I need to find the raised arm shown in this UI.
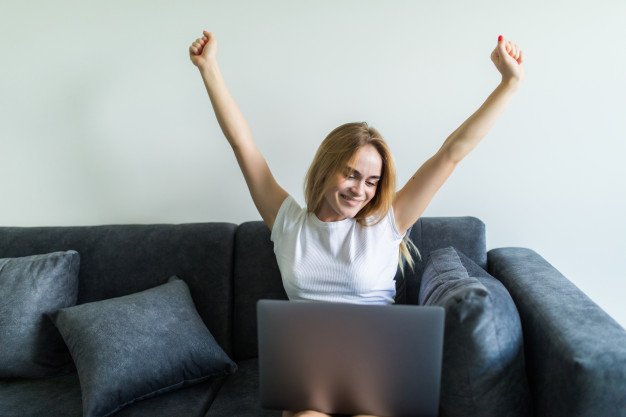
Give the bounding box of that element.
[189,31,288,230]
[393,35,525,235]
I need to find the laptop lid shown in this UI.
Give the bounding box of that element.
[257,299,444,417]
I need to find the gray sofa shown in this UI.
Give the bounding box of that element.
[1,216,625,417]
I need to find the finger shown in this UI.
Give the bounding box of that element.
[519,49,524,64]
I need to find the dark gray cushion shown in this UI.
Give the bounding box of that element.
[0,223,237,359]
[47,276,237,417]
[0,250,80,378]
[419,246,531,417]
[204,358,281,417]
[0,370,227,417]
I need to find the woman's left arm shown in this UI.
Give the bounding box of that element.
[393,36,525,235]
[442,35,525,162]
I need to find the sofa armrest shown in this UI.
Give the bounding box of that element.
[488,247,626,417]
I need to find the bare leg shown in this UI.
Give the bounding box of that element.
[282,411,333,417]
[283,412,380,417]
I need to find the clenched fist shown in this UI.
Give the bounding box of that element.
[491,35,525,83]
[189,30,218,69]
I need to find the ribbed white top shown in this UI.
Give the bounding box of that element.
[270,195,406,305]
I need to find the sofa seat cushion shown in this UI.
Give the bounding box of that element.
[0,371,227,417]
[204,358,281,417]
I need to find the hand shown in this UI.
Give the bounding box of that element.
[490,35,524,84]
[189,30,218,69]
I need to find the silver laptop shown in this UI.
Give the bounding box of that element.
[257,299,445,417]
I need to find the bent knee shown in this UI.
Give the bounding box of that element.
[283,411,332,417]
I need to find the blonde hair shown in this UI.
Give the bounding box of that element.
[303,121,422,276]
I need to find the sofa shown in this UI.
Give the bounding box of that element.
[1,216,625,417]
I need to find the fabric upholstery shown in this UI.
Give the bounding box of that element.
[400,216,487,305]
[232,216,487,360]
[488,247,626,417]
[204,359,358,417]
[2,221,624,417]
[48,276,237,417]
[232,221,289,361]
[419,246,531,417]
[0,250,80,378]
[0,371,227,417]
[0,223,235,357]
[0,372,83,416]
[204,358,281,417]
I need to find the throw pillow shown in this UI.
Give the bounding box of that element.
[419,246,531,417]
[0,250,80,378]
[47,276,237,417]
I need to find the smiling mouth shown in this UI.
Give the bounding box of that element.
[341,194,363,202]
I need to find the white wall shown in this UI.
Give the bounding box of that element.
[2,0,625,328]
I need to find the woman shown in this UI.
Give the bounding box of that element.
[189,30,524,417]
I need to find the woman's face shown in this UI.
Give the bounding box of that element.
[316,144,383,222]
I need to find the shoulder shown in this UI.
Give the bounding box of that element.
[360,207,405,240]
[390,202,408,239]
[270,194,304,242]
[280,194,303,216]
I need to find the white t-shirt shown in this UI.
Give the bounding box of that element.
[270,194,406,305]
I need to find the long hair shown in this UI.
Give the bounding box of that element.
[303,121,421,275]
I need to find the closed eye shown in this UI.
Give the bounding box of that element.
[348,174,377,187]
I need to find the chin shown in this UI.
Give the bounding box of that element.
[338,201,363,214]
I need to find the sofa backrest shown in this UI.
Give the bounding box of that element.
[0,223,237,358]
[0,216,487,363]
[232,216,487,361]
[398,216,488,304]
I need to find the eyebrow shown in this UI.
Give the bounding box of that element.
[346,166,381,180]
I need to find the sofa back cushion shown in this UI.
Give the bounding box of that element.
[0,223,236,357]
[397,216,487,305]
[232,221,288,361]
[232,216,487,361]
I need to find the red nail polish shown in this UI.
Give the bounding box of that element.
[498,35,503,42]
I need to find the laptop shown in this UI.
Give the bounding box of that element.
[257,299,445,417]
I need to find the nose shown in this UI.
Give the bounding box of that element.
[349,180,366,197]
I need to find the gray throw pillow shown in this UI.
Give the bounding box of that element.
[47,276,237,417]
[0,250,80,378]
[419,246,531,417]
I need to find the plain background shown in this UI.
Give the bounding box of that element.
[1,1,624,328]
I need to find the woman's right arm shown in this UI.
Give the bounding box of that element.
[189,31,288,231]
